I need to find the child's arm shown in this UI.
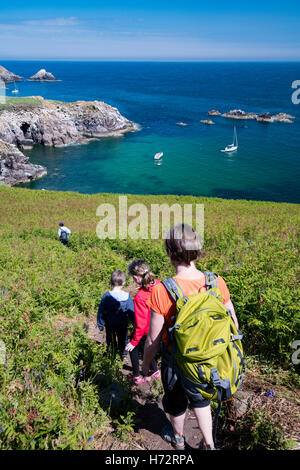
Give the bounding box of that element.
[97,294,107,330]
[126,296,135,324]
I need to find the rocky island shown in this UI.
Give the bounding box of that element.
[0,96,138,185]
[28,69,60,82]
[0,65,22,83]
[208,109,295,123]
[200,119,215,125]
[208,110,221,116]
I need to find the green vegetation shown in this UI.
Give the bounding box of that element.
[0,97,63,113]
[3,97,44,105]
[0,186,299,449]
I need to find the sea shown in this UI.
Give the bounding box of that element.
[2,61,300,203]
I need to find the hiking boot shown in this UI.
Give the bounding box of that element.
[162,424,185,451]
[199,440,216,450]
[133,376,145,385]
[150,370,161,381]
[128,375,145,385]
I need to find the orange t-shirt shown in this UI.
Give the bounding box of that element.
[146,273,230,346]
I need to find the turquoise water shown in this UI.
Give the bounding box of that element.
[3,61,300,202]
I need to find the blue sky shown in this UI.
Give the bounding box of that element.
[1,1,300,60]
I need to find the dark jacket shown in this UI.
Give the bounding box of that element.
[97,290,134,330]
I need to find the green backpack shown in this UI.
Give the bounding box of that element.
[161,272,244,407]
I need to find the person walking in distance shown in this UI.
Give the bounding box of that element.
[58,222,71,247]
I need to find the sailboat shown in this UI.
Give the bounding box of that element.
[154,152,163,160]
[12,81,19,94]
[221,127,238,152]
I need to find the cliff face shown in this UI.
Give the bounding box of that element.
[0,140,47,186]
[0,96,138,185]
[0,65,22,83]
[0,97,137,148]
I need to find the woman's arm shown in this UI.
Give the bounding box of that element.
[142,309,164,376]
[128,297,149,348]
[224,299,239,330]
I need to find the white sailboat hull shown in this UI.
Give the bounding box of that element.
[220,127,238,152]
[221,145,238,152]
[154,152,163,160]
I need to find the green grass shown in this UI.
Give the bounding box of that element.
[0,96,45,113]
[0,186,299,449]
[0,97,65,113]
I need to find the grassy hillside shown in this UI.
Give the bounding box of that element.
[0,186,299,449]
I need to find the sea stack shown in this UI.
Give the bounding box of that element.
[0,65,22,83]
[28,69,60,82]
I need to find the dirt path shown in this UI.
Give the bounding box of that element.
[85,317,300,451]
[87,318,211,450]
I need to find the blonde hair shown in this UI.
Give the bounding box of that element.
[128,259,155,289]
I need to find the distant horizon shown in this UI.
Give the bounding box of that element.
[2,58,300,63]
[1,1,300,61]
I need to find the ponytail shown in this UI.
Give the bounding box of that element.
[128,259,155,289]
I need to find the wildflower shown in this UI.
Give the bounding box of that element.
[0,425,5,433]
[42,364,48,370]
[87,436,95,443]
[266,390,275,397]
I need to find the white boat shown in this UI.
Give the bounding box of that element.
[221,127,238,152]
[12,81,19,94]
[154,152,163,160]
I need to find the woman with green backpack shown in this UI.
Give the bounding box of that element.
[142,223,240,450]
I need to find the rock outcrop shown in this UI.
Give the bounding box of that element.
[0,139,47,186]
[208,110,221,116]
[200,119,215,125]
[218,109,295,123]
[0,97,138,148]
[0,96,138,185]
[28,69,60,82]
[0,65,22,83]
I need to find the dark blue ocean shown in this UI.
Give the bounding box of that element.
[2,61,300,203]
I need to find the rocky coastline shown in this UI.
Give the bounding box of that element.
[0,96,138,186]
[0,140,47,186]
[0,65,22,83]
[208,109,295,123]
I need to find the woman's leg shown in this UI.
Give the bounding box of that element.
[150,357,158,373]
[168,412,186,440]
[192,405,214,448]
[129,343,140,377]
[161,361,187,445]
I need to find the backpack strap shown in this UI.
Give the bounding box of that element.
[203,271,218,290]
[161,277,188,303]
[160,278,188,386]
